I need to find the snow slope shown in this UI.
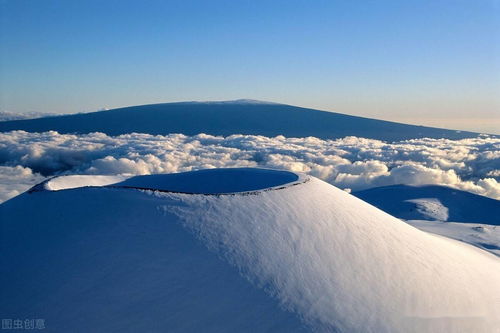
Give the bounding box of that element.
[352,184,500,257]
[0,100,484,141]
[406,220,500,257]
[354,184,500,225]
[1,168,499,332]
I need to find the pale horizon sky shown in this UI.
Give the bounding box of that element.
[1,0,499,134]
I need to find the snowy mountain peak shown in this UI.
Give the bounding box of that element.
[38,168,304,194]
[2,168,499,332]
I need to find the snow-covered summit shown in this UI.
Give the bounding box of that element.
[1,168,499,332]
[39,168,302,194]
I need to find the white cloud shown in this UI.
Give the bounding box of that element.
[0,165,45,203]
[0,130,499,202]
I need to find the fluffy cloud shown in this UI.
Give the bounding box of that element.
[0,130,499,202]
[0,165,45,203]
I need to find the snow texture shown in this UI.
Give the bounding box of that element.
[0,131,499,203]
[1,169,499,332]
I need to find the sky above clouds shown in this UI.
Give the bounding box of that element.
[0,130,498,203]
[0,0,499,133]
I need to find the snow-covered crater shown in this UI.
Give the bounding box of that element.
[40,168,304,194]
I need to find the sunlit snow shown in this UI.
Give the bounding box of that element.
[1,169,498,332]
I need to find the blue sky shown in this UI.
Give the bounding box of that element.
[1,0,499,133]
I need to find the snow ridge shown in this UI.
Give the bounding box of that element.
[160,174,500,332]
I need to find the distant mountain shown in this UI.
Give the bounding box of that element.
[0,100,484,141]
[353,184,500,225]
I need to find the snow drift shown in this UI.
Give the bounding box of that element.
[1,168,499,332]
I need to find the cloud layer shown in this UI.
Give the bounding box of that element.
[0,130,498,203]
[0,111,60,121]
